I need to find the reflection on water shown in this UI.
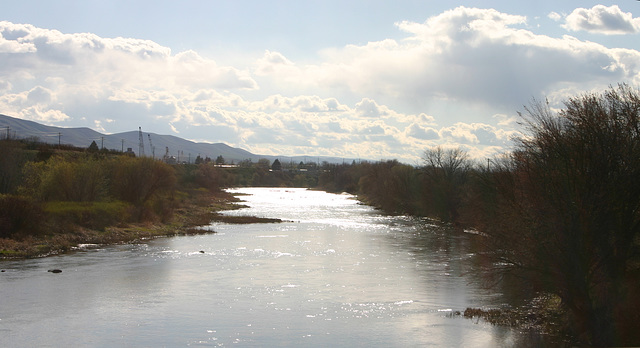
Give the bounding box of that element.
[0,187,555,347]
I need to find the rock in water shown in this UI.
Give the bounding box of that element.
[48,269,62,273]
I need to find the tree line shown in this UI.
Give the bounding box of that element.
[316,84,640,346]
[0,139,320,239]
[1,85,639,345]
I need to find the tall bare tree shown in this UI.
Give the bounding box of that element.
[485,84,640,346]
[421,146,471,222]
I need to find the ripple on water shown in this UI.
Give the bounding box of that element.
[0,187,559,347]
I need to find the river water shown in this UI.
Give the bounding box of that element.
[1,188,553,347]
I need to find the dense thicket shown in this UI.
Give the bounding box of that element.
[478,85,640,346]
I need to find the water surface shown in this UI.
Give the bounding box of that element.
[1,187,550,347]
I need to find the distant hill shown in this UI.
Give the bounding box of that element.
[0,114,353,164]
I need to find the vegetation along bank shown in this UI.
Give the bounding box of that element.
[1,84,639,346]
[316,84,640,347]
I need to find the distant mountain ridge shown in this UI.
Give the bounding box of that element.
[0,114,352,164]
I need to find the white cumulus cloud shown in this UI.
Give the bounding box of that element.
[1,5,639,163]
[563,5,640,35]
[253,6,639,118]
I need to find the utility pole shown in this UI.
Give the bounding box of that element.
[101,136,104,150]
[58,132,61,146]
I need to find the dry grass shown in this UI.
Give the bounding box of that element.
[0,189,280,259]
[458,294,565,337]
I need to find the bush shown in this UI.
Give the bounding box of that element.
[109,156,176,206]
[44,201,131,230]
[0,194,44,238]
[19,156,107,202]
[194,163,222,191]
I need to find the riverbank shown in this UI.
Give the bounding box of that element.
[0,189,281,259]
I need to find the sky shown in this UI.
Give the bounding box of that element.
[1,1,640,163]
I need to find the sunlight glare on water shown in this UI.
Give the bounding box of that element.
[0,187,553,347]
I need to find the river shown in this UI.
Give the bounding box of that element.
[0,187,555,347]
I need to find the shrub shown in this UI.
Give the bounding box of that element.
[194,163,222,191]
[19,156,107,202]
[109,156,176,206]
[0,194,44,238]
[44,201,131,230]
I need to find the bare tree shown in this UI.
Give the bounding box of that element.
[485,84,640,346]
[421,146,471,222]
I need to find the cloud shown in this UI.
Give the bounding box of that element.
[440,122,518,145]
[355,98,390,118]
[492,113,518,127]
[0,21,257,92]
[406,123,440,140]
[255,50,294,75]
[563,5,640,35]
[254,6,639,116]
[548,12,563,22]
[27,86,53,104]
[248,94,348,113]
[0,79,11,92]
[1,5,639,163]
[0,85,69,123]
[94,120,107,133]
